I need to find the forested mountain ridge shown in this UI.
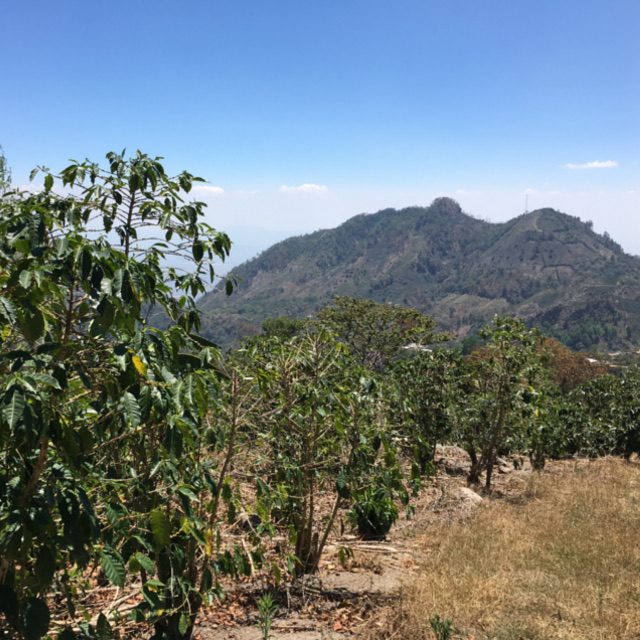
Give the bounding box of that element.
[199,197,640,351]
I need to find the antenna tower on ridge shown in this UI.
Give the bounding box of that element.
[525,194,529,213]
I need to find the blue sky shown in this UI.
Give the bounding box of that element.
[2,0,638,269]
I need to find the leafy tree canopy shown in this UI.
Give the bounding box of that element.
[260,315,308,340]
[313,295,447,369]
[463,314,544,488]
[541,337,608,393]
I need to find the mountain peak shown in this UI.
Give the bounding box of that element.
[199,200,640,352]
[430,196,463,214]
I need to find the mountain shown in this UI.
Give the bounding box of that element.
[198,198,640,352]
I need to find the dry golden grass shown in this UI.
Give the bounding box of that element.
[397,458,640,639]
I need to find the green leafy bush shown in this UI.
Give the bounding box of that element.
[350,487,399,540]
[0,152,247,639]
[462,315,544,489]
[242,330,411,574]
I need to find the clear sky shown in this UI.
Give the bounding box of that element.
[2,0,638,270]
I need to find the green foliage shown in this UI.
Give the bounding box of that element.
[568,370,640,459]
[459,332,485,355]
[429,613,453,640]
[256,592,278,640]
[350,487,398,540]
[0,145,11,196]
[545,306,622,352]
[314,295,445,369]
[391,349,464,474]
[0,151,241,639]
[463,315,544,489]
[242,329,410,575]
[3,151,639,637]
[261,315,307,339]
[516,384,566,470]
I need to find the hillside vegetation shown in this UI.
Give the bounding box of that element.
[2,150,639,640]
[199,198,640,351]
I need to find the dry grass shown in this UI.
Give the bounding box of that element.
[396,458,640,639]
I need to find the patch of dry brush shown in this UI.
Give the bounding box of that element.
[396,458,640,639]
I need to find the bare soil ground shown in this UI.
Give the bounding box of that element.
[193,446,535,640]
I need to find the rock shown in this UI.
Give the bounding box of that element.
[436,444,470,458]
[455,487,484,506]
[438,458,468,476]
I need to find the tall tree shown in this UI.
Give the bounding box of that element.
[314,295,445,369]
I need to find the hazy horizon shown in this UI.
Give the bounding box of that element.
[3,0,638,263]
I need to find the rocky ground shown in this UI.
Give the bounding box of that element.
[193,446,536,640]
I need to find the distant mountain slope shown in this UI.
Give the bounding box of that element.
[198,198,640,351]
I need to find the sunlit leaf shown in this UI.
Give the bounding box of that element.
[19,270,32,289]
[132,355,148,378]
[100,547,126,587]
[3,390,24,429]
[178,612,189,636]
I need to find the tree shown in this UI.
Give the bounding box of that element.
[0,152,246,639]
[245,329,409,574]
[510,338,609,470]
[569,370,640,460]
[542,337,607,394]
[463,315,544,489]
[260,315,307,340]
[391,349,465,475]
[313,296,445,369]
